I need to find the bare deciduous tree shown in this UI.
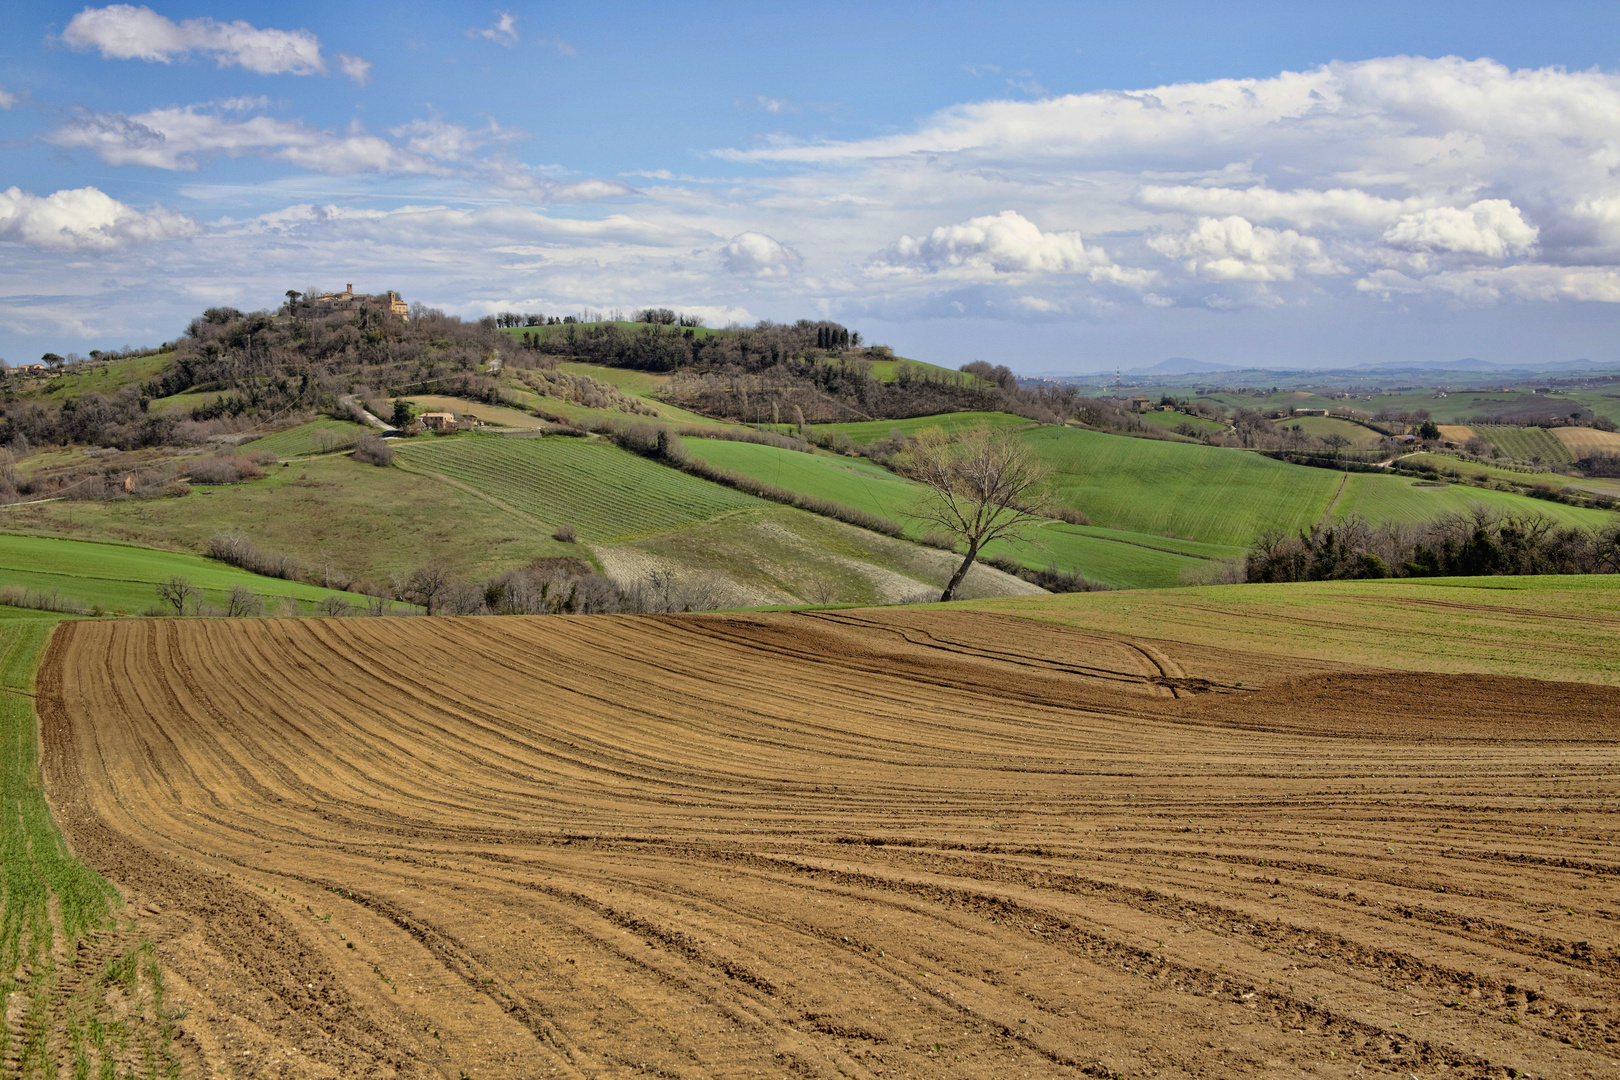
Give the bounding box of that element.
[316,595,352,617]
[899,427,1051,602]
[154,576,200,616]
[406,564,452,615]
[224,585,264,617]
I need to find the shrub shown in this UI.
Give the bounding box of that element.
[353,435,394,466]
[314,595,352,617]
[0,586,91,615]
[1023,567,1112,593]
[207,533,304,580]
[553,525,578,543]
[184,456,262,484]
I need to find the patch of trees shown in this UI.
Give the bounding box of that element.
[1243,509,1620,582]
[1577,453,1620,478]
[2,300,512,452]
[399,558,735,616]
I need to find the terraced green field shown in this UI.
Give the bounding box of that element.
[1335,472,1611,530]
[1472,425,1575,464]
[1022,426,1616,545]
[1397,452,1579,489]
[0,533,388,615]
[244,417,370,457]
[1022,426,1337,546]
[397,435,767,541]
[682,438,1228,588]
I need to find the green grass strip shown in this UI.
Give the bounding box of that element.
[0,618,180,1077]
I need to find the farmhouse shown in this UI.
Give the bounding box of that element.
[419,411,456,432]
[311,284,409,319]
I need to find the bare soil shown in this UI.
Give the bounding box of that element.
[35,609,1620,1079]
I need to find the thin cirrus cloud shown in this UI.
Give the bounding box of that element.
[61,4,368,83]
[0,186,197,251]
[469,12,519,46]
[45,103,630,201]
[48,104,447,174]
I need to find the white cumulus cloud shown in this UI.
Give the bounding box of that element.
[878,210,1146,286]
[0,86,16,110]
[1382,199,1538,259]
[722,232,802,277]
[0,186,197,251]
[61,5,339,77]
[1149,216,1338,282]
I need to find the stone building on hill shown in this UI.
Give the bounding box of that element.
[311,284,409,319]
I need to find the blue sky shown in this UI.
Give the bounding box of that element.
[5,2,1620,372]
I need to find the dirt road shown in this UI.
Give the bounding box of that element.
[37,610,1620,1078]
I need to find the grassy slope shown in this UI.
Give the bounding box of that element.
[5,452,577,583]
[681,438,1224,588]
[17,352,172,402]
[396,435,767,541]
[1025,425,1615,545]
[1023,426,1338,546]
[1336,471,1611,530]
[549,363,728,427]
[960,574,1620,686]
[148,389,223,415]
[1,617,181,1072]
[245,417,369,457]
[609,505,1037,606]
[558,362,670,396]
[1137,411,1225,436]
[813,412,1033,445]
[0,533,389,614]
[1278,415,1386,448]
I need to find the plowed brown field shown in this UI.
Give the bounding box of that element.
[35,611,1620,1079]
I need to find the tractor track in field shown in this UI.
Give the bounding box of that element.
[33,610,1620,1078]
